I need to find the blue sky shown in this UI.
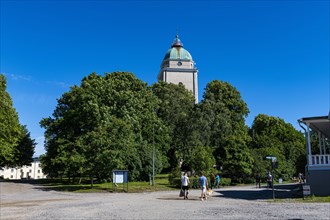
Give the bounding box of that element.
[1,0,329,157]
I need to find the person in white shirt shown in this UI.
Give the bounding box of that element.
[181,172,190,199]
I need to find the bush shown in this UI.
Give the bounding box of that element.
[189,176,199,189]
[220,178,231,187]
[168,167,181,187]
[184,146,216,174]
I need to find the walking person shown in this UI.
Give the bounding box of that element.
[267,172,273,188]
[256,173,261,188]
[198,172,208,201]
[215,174,221,188]
[298,173,304,183]
[181,172,190,199]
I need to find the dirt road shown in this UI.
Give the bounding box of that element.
[1,182,329,219]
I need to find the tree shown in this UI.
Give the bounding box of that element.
[0,74,22,167]
[183,145,216,174]
[151,82,196,170]
[249,114,306,180]
[12,125,36,167]
[41,72,170,183]
[199,80,253,182]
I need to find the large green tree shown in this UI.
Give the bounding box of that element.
[199,80,253,182]
[12,125,36,167]
[249,114,306,180]
[151,82,196,170]
[0,74,35,168]
[0,74,22,167]
[40,72,170,182]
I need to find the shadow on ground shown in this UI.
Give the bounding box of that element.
[213,183,303,200]
[1,179,108,192]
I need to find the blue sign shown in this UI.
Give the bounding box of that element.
[113,170,128,183]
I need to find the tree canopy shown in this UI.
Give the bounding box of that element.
[249,114,306,180]
[198,80,253,182]
[151,81,196,170]
[0,74,35,168]
[39,72,307,184]
[12,125,36,167]
[40,72,170,182]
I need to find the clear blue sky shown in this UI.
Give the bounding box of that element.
[1,0,329,157]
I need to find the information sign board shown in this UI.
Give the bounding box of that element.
[112,169,129,191]
[303,185,311,196]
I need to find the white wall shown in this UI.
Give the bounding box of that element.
[0,160,47,179]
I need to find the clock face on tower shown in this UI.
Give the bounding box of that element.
[177,61,182,66]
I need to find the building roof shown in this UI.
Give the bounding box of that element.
[299,114,330,138]
[163,35,193,61]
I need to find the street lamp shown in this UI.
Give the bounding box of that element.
[152,109,160,187]
[152,125,155,186]
[266,156,277,200]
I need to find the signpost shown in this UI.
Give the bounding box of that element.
[266,156,277,200]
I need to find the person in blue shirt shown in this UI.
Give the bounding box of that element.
[215,174,221,188]
[198,172,208,200]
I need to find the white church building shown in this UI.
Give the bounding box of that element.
[158,35,198,103]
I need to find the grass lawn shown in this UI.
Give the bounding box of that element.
[26,174,176,193]
[277,195,330,203]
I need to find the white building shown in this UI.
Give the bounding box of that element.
[298,113,330,196]
[0,158,47,180]
[158,35,198,103]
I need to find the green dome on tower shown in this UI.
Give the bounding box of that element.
[163,35,193,61]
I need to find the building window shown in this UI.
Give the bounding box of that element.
[38,170,40,173]
[38,164,41,167]
[29,169,32,173]
[10,175,13,178]
[11,169,14,172]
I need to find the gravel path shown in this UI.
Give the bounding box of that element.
[1,182,329,220]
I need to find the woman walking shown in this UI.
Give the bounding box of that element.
[181,172,190,199]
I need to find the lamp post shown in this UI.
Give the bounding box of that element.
[152,125,155,186]
[152,109,159,187]
[266,156,277,200]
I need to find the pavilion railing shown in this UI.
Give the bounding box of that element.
[309,155,330,166]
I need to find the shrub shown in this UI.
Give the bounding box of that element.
[168,167,181,187]
[220,178,231,187]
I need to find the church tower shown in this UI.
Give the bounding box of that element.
[158,35,198,103]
